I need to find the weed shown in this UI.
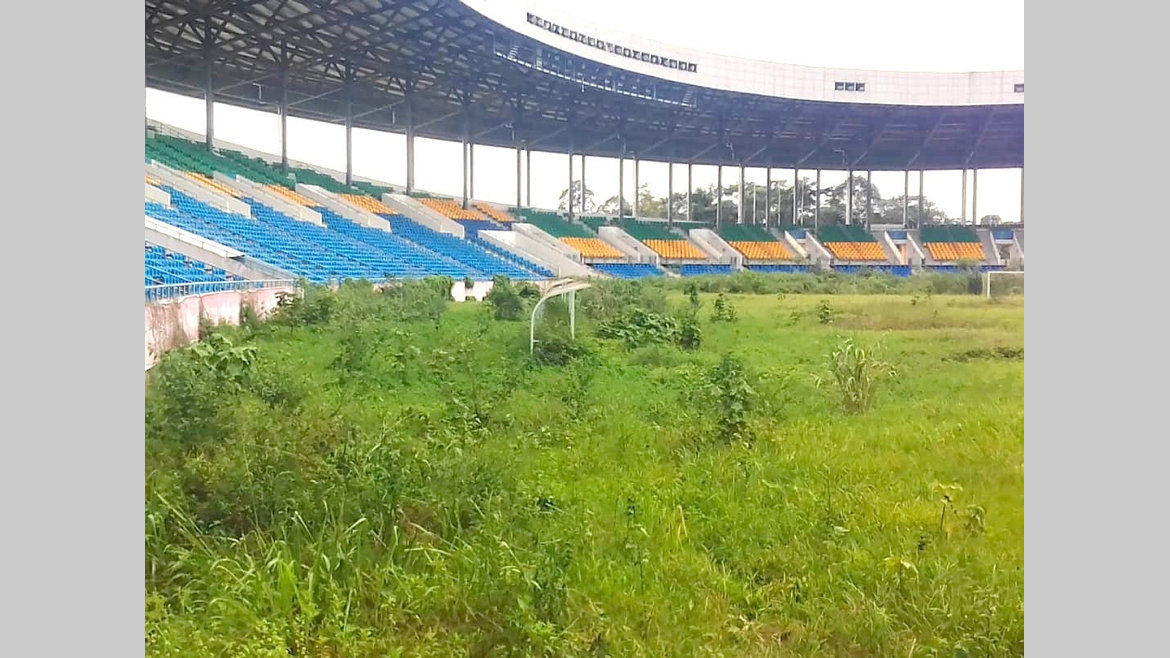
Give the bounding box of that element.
[818,337,898,413]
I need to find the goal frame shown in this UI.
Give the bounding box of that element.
[984,270,1024,298]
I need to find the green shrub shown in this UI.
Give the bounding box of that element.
[710,293,738,323]
[485,275,526,320]
[819,337,898,414]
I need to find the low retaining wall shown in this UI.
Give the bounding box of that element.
[144,286,294,370]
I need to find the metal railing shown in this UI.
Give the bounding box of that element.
[145,279,299,303]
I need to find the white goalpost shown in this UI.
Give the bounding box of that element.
[984,270,1025,298]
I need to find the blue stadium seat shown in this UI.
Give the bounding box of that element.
[679,264,733,276]
[592,263,665,279]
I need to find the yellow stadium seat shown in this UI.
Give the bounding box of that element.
[475,203,516,223]
[560,237,624,259]
[643,239,707,260]
[265,185,319,207]
[339,193,396,215]
[184,172,239,197]
[729,241,795,261]
[418,198,487,220]
[824,242,887,261]
[925,243,985,261]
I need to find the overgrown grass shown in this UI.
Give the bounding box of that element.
[146,281,1024,657]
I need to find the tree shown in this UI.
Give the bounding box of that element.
[557,180,596,213]
[598,194,631,217]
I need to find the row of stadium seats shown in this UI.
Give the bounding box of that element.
[145,242,236,288]
[474,203,516,223]
[680,264,734,276]
[591,263,665,279]
[925,243,986,261]
[419,197,485,220]
[729,241,796,261]
[559,237,624,259]
[380,214,536,279]
[822,242,887,261]
[642,239,708,260]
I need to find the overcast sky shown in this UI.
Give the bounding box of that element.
[145,0,1024,222]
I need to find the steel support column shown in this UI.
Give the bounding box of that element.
[461,138,469,209]
[516,145,522,209]
[765,168,772,228]
[345,97,353,188]
[687,163,693,221]
[667,161,674,227]
[865,170,872,229]
[279,68,288,171]
[618,153,625,217]
[633,155,640,217]
[903,171,909,228]
[567,149,574,219]
[469,143,475,200]
[846,169,854,226]
[918,169,925,227]
[814,169,821,230]
[405,105,415,194]
[961,168,968,224]
[793,168,799,226]
[204,57,214,149]
[738,165,745,225]
[580,153,586,213]
[1020,167,1024,225]
[972,169,979,225]
[716,166,723,227]
[526,146,532,207]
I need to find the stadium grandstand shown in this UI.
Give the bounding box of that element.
[145,0,1024,299]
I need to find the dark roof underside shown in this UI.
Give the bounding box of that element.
[146,0,1024,170]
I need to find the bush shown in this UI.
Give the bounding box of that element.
[820,337,898,414]
[701,354,756,443]
[596,308,680,350]
[710,293,738,323]
[485,275,526,320]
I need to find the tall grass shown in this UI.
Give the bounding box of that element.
[146,283,1023,656]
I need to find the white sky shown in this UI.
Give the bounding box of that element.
[145,0,1024,222]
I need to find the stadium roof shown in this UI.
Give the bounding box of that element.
[145,0,1024,171]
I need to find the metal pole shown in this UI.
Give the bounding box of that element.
[716,165,723,227]
[687,162,693,221]
[567,149,574,219]
[1019,167,1024,225]
[846,169,853,225]
[345,97,353,188]
[569,289,576,339]
[738,165,745,225]
[516,145,522,209]
[526,146,532,207]
[961,168,968,224]
[633,155,640,217]
[865,170,872,229]
[972,169,979,225]
[581,153,586,213]
[903,170,909,228]
[918,169,925,227]
[279,67,288,171]
[765,168,772,228]
[469,143,475,200]
[618,153,625,217]
[814,169,821,230]
[461,138,469,209]
[204,57,214,150]
[405,104,415,194]
[667,161,674,227]
[793,168,799,227]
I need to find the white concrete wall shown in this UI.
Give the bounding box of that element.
[463,0,1024,107]
[482,228,595,277]
[215,173,323,226]
[688,229,742,267]
[147,162,253,217]
[145,183,171,206]
[598,226,659,265]
[146,215,243,259]
[296,184,390,231]
[382,194,466,238]
[977,229,1002,266]
[794,231,833,268]
[878,231,905,265]
[145,286,293,370]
